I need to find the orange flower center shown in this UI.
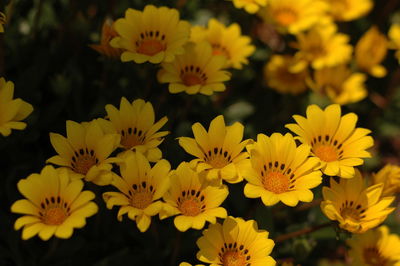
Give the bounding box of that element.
[204,147,232,169]
[71,148,98,175]
[120,127,145,149]
[212,43,230,58]
[179,198,202,216]
[222,251,247,266]
[131,191,153,209]
[263,171,289,194]
[182,73,203,86]
[341,207,360,222]
[274,7,298,26]
[363,247,388,266]
[313,145,338,162]
[137,39,165,56]
[43,207,67,225]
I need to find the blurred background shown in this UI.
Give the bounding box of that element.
[0,0,399,265]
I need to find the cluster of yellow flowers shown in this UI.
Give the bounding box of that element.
[90,5,255,96]
[7,3,400,266]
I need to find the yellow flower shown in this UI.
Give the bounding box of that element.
[388,24,400,63]
[243,133,322,207]
[103,151,171,232]
[99,97,168,162]
[372,164,400,197]
[231,0,268,14]
[10,166,98,240]
[89,19,123,58]
[293,21,353,69]
[47,120,120,186]
[178,115,249,184]
[160,162,228,232]
[191,18,255,69]
[307,65,367,105]
[355,26,388,78]
[321,170,395,234]
[324,0,373,21]
[0,78,33,136]
[286,104,373,178]
[0,12,6,33]
[157,42,231,95]
[110,5,191,64]
[196,216,276,265]
[259,0,328,34]
[263,54,309,95]
[346,225,400,265]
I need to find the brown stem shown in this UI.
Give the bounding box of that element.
[274,222,332,243]
[295,198,322,212]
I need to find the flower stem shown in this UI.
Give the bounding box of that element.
[274,222,332,243]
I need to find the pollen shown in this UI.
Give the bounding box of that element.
[182,73,203,86]
[43,207,67,225]
[179,198,202,216]
[131,191,153,209]
[263,171,289,194]
[274,7,298,26]
[222,250,247,266]
[313,144,339,162]
[120,127,145,149]
[341,207,360,222]
[71,149,98,175]
[137,39,165,56]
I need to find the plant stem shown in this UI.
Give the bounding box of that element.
[274,222,332,243]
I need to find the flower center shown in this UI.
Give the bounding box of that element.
[222,251,247,266]
[341,207,360,222]
[120,127,145,149]
[182,73,203,86]
[263,171,289,194]
[43,207,67,225]
[274,7,298,26]
[313,144,338,162]
[363,247,388,266]
[136,39,165,56]
[212,43,230,58]
[204,147,232,169]
[71,148,98,175]
[131,191,153,209]
[179,198,202,216]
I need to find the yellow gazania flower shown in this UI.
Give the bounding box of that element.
[307,65,367,105]
[110,5,191,64]
[0,78,33,137]
[103,151,171,232]
[388,24,400,63]
[263,54,309,95]
[346,225,400,265]
[160,162,228,232]
[196,216,276,265]
[293,21,353,69]
[191,18,255,69]
[231,0,268,14]
[258,0,328,34]
[243,133,322,207]
[321,170,395,234]
[324,0,373,21]
[47,120,120,186]
[0,12,6,33]
[355,26,388,78]
[178,115,249,185]
[157,42,231,95]
[10,165,98,240]
[286,104,373,178]
[99,97,168,162]
[89,19,123,59]
[372,164,400,197]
